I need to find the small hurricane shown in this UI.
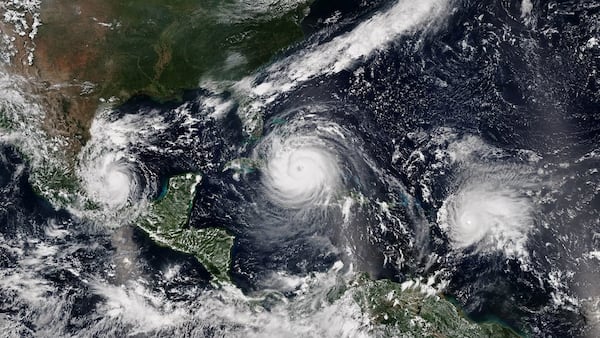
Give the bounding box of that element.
[403,130,540,261]
[431,135,540,260]
[79,152,140,210]
[438,174,535,258]
[76,108,167,222]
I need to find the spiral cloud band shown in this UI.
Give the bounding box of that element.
[253,109,368,212]
[262,135,342,209]
[438,174,535,258]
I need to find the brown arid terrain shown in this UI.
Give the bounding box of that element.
[1,0,310,162]
[2,1,117,159]
[33,1,116,154]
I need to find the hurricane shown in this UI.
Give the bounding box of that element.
[80,152,139,209]
[438,173,535,258]
[228,106,400,282]
[261,136,341,208]
[74,108,168,223]
[254,110,365,212]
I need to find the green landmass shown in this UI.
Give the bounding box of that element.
[138,173,234,282]
[349,275,520,337]
[38,0,313,102]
